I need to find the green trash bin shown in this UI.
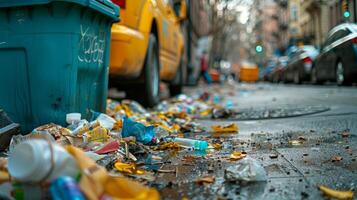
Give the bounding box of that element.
[0,0,119,133]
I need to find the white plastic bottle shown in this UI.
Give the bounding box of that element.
[8,139,79,182]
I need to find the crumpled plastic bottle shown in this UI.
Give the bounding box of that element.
[121,117,156,144]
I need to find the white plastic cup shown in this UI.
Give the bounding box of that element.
[66,113,81,124]
[8,139,79,182]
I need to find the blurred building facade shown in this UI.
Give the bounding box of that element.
[250,0,279,63]
[286,0,357,48]
[182,0,211,84]
[275,0,289,54]
[288,0,302,39]
[300,0,330,46]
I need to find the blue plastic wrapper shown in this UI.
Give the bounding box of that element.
[90,111,101,121]
[50,176,85,200]
[122,117,155,144]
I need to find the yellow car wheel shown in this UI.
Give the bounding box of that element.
[127,34,160,107]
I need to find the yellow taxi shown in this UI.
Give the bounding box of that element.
[239,62,259,82]
[109,0,186,106]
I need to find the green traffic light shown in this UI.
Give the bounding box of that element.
[344,11,350,18]
[256,45,263,53]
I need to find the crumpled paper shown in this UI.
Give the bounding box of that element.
[225,157,267,182]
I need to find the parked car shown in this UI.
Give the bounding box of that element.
[261,58,278,82]
[313,23,357,85]
[284,45,319,84]
[271,56,289,83]
[109,0,186,106]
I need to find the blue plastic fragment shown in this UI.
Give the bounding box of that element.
[122,117,155,144]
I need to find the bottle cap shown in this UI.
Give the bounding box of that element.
[197,141,208,150]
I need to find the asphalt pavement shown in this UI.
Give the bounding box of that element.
[157,82,357,200]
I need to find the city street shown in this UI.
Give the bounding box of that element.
[154,82,357,200]
[2,0,357,199]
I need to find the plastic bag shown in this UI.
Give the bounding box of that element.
[121,117,155,144]
[225,157,267,182]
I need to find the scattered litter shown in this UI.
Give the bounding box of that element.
[156,142,181,150]
[331,156,343,162]
[151,155,162,161]
[121,117,156,144]
[0,89,341,199]
[0,158,9,184]
[229,151,247,161]
[182,155,201,162]
[269,154,278,159]
[196,176,215,185]
[318,185,354,200]
[94,140,120,154]
[289,140,302,146]
[298,136,307,141]
[211,143,222,149]
[50,176,86,200]
[157,169,176,173]
[92,112,117,131]
[211,123,239,133]
[225,157,267,182]
[8,138,79,182]
[212,108,235,119]
[114,162,145,174]
[173,137,208,150]
[341,131,350,138]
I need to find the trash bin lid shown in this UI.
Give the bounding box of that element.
[0,0,119,22]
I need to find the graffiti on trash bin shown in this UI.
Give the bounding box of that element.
[78,25,106,65]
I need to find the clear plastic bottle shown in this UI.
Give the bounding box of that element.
[173,138,208,150]
[8,139,79,183]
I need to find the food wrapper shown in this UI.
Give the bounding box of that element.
[228,151,247,161]
[94,140,120,154]
[32,123,71,139]
[66,146,159,200]
[199,109,212,117]
[84,126,110,143]
[195,176,215,185]
[210,143,222,149]
[114,162,145,175]
[211,123,239,133]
